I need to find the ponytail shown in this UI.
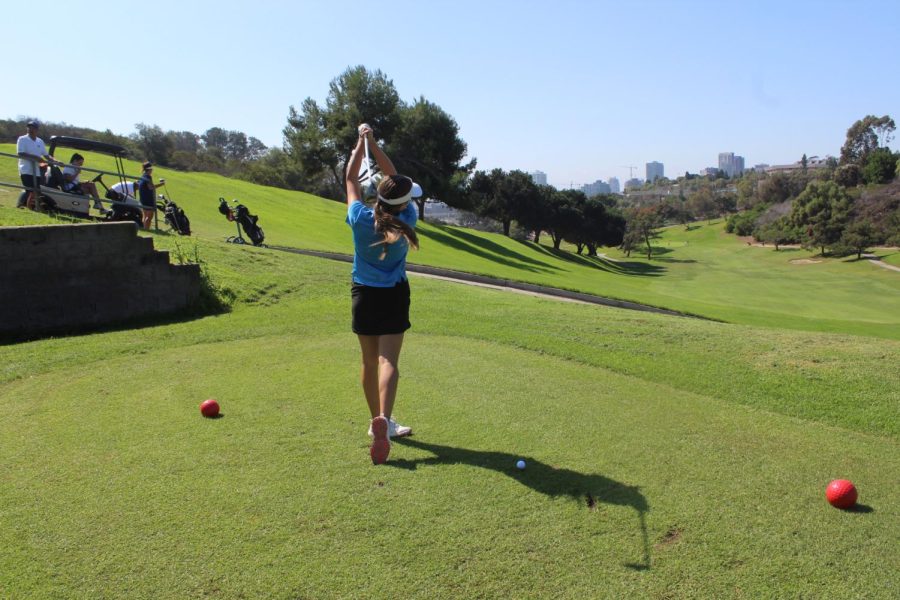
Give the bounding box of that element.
[371,201,419,260]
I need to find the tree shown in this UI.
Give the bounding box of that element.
[169,131,201,154]
[132,123,173,165]
[790,181,854,255]
[840,220,876,259]
[546,189,582,250]
[714,192,737,218]
[756,218,796,251]
[853,180,900,245]
[687,186,716,222]
[225,131,249,161]
[801,153,808,174]
[509,180,550,243]
[834,164,862,187]
[284,66,404,199]
[563,196,624,256]
[386,97,473,220]
[202,127,230,151]
[247,137,268,161]
[284,98,339,195]
[736,172,760,210]
[622,206,663,259]
[468,169,540,237]
[862,147,898,185]
[840,115,895,166]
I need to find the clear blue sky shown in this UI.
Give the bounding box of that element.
[4,0,898,188]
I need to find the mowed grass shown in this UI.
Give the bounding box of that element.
[2,144,899,339]
[1,232,898,598]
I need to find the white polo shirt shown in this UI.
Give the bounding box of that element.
[63,165,81,184]
[111,181,140,205]
[17,134,47,176]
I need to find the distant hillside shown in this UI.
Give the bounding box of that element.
[1,143,899,338]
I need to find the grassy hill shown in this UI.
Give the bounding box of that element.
[2,142,898,339]
[0,223,897,597]
[2,134,899,597]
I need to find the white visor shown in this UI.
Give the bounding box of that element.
[377,179,423,205]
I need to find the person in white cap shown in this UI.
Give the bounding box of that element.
[16,120,57,209]
[344,123,422,465]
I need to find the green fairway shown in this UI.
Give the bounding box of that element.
[1,232,898,598]
[3,144,898,339]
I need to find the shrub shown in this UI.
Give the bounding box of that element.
[862,148,899,185]
[834,164,862,187]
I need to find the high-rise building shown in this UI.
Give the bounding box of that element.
[718,152,735,177]
[530,170,547,185]
[624,178,644,190]
[608,177,621,194]
[717,153,746,178]
[581,180,611,197]
[646,161,664,182]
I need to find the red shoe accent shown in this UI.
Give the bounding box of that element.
[370,416,390,465]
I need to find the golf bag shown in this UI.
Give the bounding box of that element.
[219,197,265,246]
[157,196,191,235]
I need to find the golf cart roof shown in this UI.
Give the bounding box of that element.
[49,136,128,157]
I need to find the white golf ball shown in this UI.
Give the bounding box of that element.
[516,460,526,470]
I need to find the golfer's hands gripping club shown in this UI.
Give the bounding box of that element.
[358,123,374,141]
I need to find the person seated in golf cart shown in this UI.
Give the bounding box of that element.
[62,153,104,211]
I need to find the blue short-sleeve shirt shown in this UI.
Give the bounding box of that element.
[346,200,417,287]
[138,173,154,208]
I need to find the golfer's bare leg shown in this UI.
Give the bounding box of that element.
[357,335,380,418]
[83,181,100,200]
[377,333,404,419]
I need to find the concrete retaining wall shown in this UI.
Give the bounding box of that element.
[0,222,201,339]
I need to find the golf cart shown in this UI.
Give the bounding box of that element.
[33,136,136,220]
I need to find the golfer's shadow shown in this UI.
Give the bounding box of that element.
[391,437,651,570]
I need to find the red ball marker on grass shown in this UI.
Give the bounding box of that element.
[825,479,857,509]
[200,398,220,418]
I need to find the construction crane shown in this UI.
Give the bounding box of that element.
[620,165,638,179]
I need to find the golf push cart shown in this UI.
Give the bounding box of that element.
[218,197,265,246]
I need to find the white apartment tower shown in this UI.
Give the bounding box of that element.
[530,171,548,185]
[718,152,745,178]
[646,161,664,182]
[608,177,621,194]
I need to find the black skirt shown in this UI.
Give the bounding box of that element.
[351,280,411,335]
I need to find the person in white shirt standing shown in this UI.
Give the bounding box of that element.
[16,120,57,209]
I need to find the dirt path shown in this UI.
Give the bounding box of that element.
[271,245,704,319]
[863,256,900,273]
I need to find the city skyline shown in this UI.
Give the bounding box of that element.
[2,1,897,187]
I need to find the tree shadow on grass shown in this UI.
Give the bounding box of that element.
[525,242,666,277]
[439,226,557,270]
[390,437,651,570]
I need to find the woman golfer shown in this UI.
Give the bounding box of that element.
[345,124,419,465]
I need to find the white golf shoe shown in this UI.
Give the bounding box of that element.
[368,417,412,438]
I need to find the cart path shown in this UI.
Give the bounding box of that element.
[270,246,709,320]
[863,255,900,273]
